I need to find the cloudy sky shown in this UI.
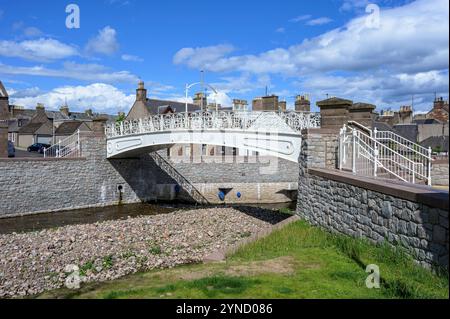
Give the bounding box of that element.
[0,0,448,114]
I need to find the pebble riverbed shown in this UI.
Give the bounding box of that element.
[0,207,288,298]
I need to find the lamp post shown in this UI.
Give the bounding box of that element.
[184,82,219,115]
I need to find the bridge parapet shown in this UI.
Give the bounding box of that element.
[105,111,320,139]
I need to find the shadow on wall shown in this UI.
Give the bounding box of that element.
[108,153,197,203]
[276,189,298,201]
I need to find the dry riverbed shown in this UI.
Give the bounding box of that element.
[0,206,289,298]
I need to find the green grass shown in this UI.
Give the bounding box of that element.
[37,220,449,299]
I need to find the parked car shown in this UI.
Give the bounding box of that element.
[8,141,15,158]
[27,143,50,153]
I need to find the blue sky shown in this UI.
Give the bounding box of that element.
[0,0,448,114]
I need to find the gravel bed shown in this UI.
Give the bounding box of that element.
[0,207,286,298]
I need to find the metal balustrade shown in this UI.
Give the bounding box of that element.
[339,124,432,186]
[44,130,81,158]
[105,111,321,138]
[149,152,209,204]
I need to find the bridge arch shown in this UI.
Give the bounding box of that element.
[105,111,320,163]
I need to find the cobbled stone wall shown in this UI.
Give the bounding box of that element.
[297,128,449,269]
[0,134,174,217]
[0,133,299,217]
[432,161,449,186]
[159,153,299,184]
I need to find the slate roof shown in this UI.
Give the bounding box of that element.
[414,119,442,125]
[8,118,30,132]
[421,136,449,152]
[373,121,396,133]
[54,121,84,135]
[393,124,418,143]
[373,121,419,143]
[316,97,353,106]
[18,122,45,134]
[145,98,201,114]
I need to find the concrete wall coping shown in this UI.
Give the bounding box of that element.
[300,128,340,135]
[0,157,87,163]
[308,168,449,211]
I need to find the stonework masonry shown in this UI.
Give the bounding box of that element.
[0,132,299,218]
[297,128,449,269]
[432,160,449,186]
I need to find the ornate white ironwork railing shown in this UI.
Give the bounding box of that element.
[44,130,81,158]
[105,111,321,139]
[339,125,432,186]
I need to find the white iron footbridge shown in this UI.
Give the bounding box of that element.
[105,111,321,162]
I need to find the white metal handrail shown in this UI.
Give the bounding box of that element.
[339,125,432,185]
[105,111,321,139]
[375,129,431,158]
[44,130,81,158]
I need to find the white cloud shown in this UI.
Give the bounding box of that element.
[8,86,43,98]
[174,0,448,76]
[85,26,119,56]
[208,91,232,107]
[275,27,285,33]
[306,17,333,26]
[9,83,135,113]
[173,44,236,71]
[289,15,312,23]
[121,54,144,62]
[0,38,78,62]
[340,0,372,12]
[298,70,448,112]
[23,27,43,38]
[0,61,139,83]
[173,0,449,112]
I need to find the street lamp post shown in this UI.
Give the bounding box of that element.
[184,82,219,115]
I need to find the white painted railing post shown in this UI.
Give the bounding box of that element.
[352,128,357,174]
[373,127,378,177]
[428,147,432,186]
[339,127,343,170]
[139,119,143,133]
[77,129,80,156]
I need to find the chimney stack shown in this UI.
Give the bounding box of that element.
[295,95,311,112]
[136,81,147,102]
[85,109,94,117]
[60,105,70,117]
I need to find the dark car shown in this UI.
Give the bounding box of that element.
[8,141,15,158]
[27,143,50,153]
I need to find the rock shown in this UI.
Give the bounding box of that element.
[0,207,279,298]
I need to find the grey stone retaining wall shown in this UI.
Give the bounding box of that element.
[158,153,299,184]
[0,134,299,217]
[297,128,449,269]
[432,161,449,186]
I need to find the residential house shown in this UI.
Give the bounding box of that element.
[126,81,200,119]
[427,97,449,123]
[54,121,92,143]
[17,104,54,147]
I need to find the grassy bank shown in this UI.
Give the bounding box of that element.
[38,218,448,299]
